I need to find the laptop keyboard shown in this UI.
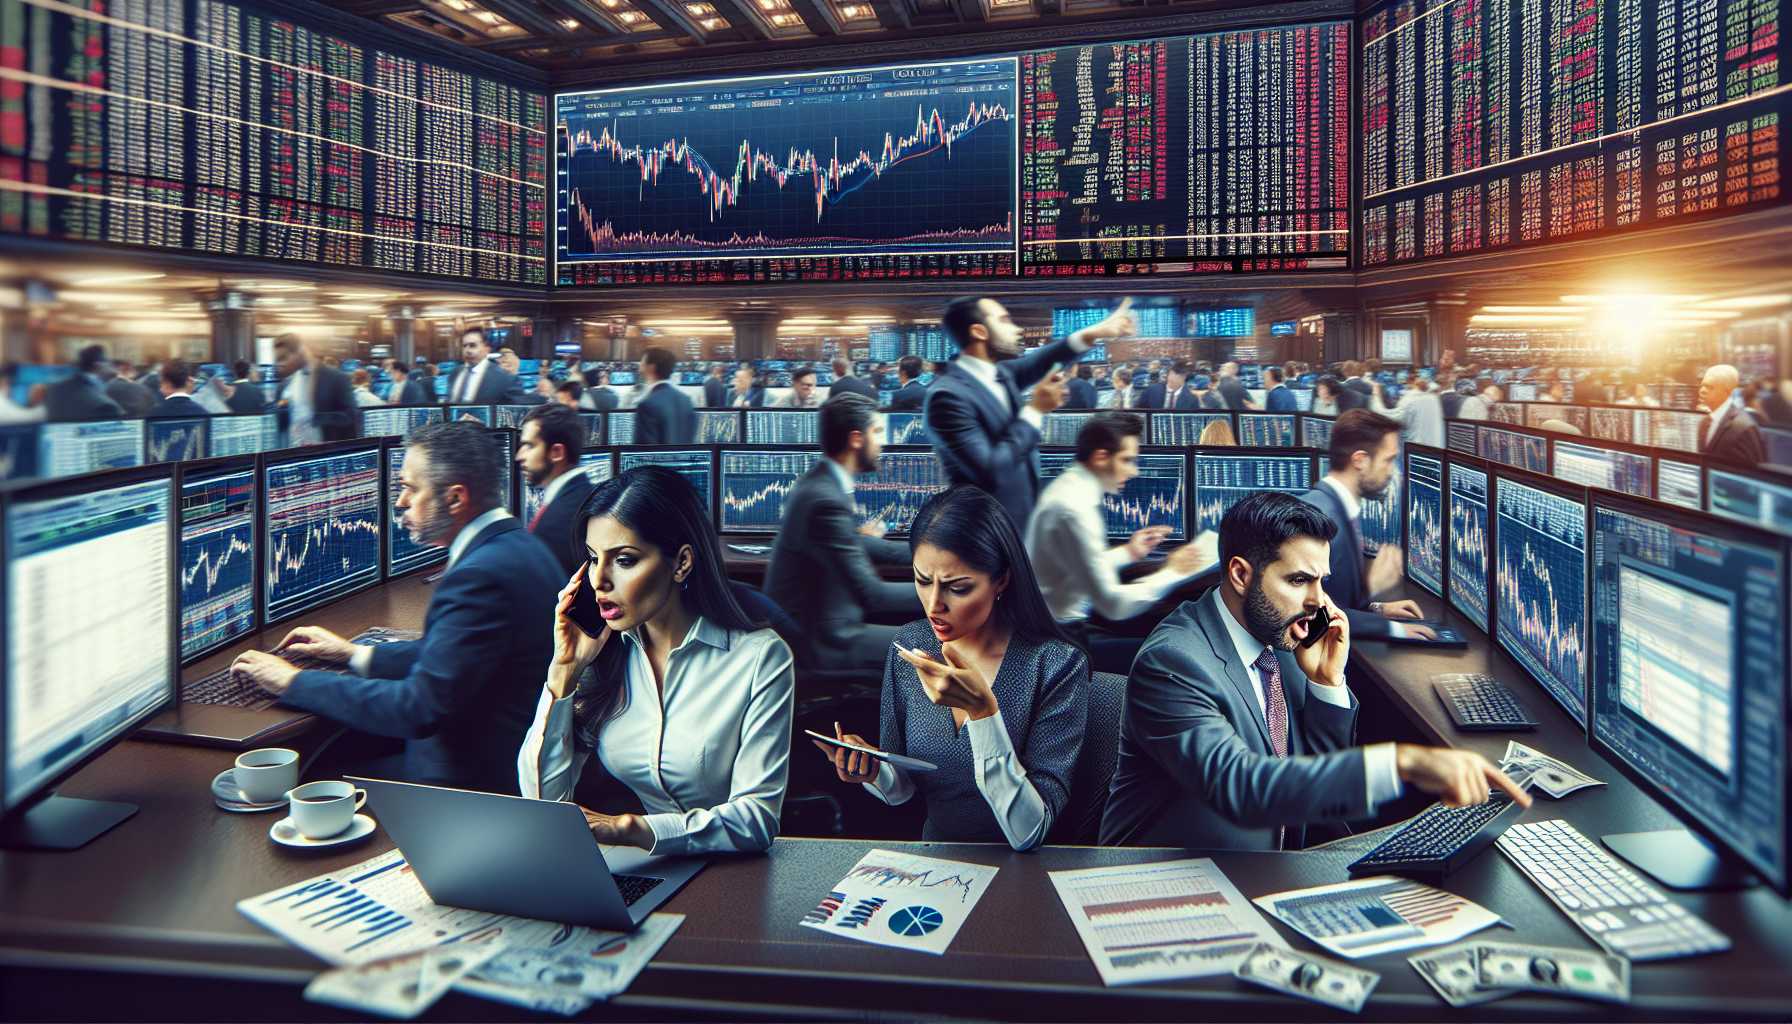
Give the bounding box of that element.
[615,873,664,907]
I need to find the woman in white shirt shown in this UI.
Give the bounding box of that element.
[518,465,794,855]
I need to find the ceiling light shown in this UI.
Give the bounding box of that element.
[59,290,165,304]
[69,271,165,287]
[701,16,725,27]
[1468,314,1584,325]
[325,303,384,313]
[1698,294,1792,310]
[560,17,580,29]
[1479,305,1587,314]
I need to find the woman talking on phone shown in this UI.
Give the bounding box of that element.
[815,485,1090,851]
[518,465,794,854]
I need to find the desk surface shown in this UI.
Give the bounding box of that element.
[4,579,1791,1021]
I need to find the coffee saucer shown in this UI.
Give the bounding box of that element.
[270,813,376,849]
[212,768,287,813]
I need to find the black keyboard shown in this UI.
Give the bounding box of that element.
[614,873,664,907]
[183,629,419,709]
[1432,673,1538,731]
[1348,791,1528,877]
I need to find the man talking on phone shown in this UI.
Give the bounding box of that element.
[1100,492,1528,850]
[925,296,1137,531]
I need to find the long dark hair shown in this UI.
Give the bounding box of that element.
[908,485,1071,646]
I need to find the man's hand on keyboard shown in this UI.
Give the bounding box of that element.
[230,650,299,696]
[1396,745,1534,809]
[275,625,357,665]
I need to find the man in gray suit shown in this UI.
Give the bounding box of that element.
[1101,492,1527,850]
[764,392,920,671]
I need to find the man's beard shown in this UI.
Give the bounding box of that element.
[1360,473,1393,502]
[523,461,552,488]
[1243,576,1307,651]
[404,494,456,547]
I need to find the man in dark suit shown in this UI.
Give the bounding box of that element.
[272,334,356,443]
[1297,409,1436,640]
[147,360,209,418]
[635,346,696,444]
[45,346,125,422]
[925,297,1135,531]
[765,393,919,671]
[1101,491,1527,849]
[827,357,877,401]
[1263,367,1298,412]
[1700,364,1767,466]
[886,355,926,411]
[1064,364,1099,409]
[1341,361,1374,403]
[582,369,620,411]
[105,359,158,417]
[385,361,428,407]
[445,328,525,405]
[1216,362,1257,410]
[223,360,269,414]
[518,403,594,578]
[725,364,766,408]
[702,364,728,407]
[231,422,563,794]
[1138,361,1199,410]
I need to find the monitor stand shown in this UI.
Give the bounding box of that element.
[1603,829,1758,891]
[0,793,138,851]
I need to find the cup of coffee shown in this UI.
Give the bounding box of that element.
[284,780,367,840]
[233,747,299,803]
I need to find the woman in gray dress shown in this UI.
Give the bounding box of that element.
[813,485,1089,851]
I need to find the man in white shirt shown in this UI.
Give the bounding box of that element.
[1371,376,1446,448]
[1101,366,1136,408]
[1027,412,1218,671]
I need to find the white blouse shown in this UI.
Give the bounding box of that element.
[518,616,794,855]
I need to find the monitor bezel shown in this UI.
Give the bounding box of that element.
[1653,451,1711,511]
[693,408,745,446]
[356,404,444,441]
[379,438,450,582]
[1475,421,1554,473]
[1488,463,1592,727]
[1298,411,1337,451]
[173,454,264,666]
[204,411,281,459]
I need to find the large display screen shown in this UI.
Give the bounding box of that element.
[0,0,547,285]
[1359,0,1790,266]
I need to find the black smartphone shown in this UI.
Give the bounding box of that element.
[1299,605,1332,649]
[567,569,608,637]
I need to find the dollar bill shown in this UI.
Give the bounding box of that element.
[463,912,683,1011]
[1409,941,1512,1007]
[1474,942,1631,1004]
[1501,741,1604,799]
[305,941,502,1019]
[1232,942,1379,1013]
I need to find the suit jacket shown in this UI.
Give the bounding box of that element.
[1138,383,1199,410]
[148,394,209,418]
[445,362,524,405]
[226,381,268,414]
[924,338,1078,531]
[1297,484,1394,639]
[105,377,158,417]
[724,386,766,409]
[1704,405,1767,467]
[1218,377,1252,410]
[1199,390,1227,411]
[1264,386,1297,412]
[45,375,124,422]
[1099,591,1365,850]
[887,382,925,411]
[635,381,697,445]
[1345,377,1374,399]
[1064,377,1098,409]
[829,375,878,400]
[584,386,620,412]
[529,471,595,579]
[277,364,357,442]
[388,378,428,407]
[763,463,919,669]
[703,376,728,407]
[282,518,564,794]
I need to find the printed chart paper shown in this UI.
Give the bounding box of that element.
[799,848,997,955]
[1254,875,1503,960]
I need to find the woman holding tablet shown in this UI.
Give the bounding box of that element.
[814,485,1090,851]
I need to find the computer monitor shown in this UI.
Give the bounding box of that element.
[1151,413,1232,447]
[1,424,40,482]
[1587,407,1643,444]
[1508,382,1539,402]
[144,417,208,464]
[261,442,384,624]
[1404,447,1444,598]
[1359,475,1402,554]
[746,410,819,445]
[384,443,449,579]
[1040,412,1097,447]
[1290,388,1314,412]
[1192,452,1313,533]
[490,428,518,516]
[448,404,493,426]
[578,412,605,447]
[1762,424,1792,466]
[1525,403,1588,433]
[1656,457,1704,511]
[38,420,144,478]
[609,370,638,387]
[207,413,280,458]
[696,410,740,444]
[1707,466,1792,537]
[522,450,616,526]
[359,406,443,439]
[618,449,714,521]
[1477,425,1549,473]
[854,448,949,537]
[3,466,176,847]
[1447,459,1491,633]
[1646,409,1707,453]
[1494,470,1589,724]
[1038,450,1187,540]
[1300,415,1334,452]
[1488,402,1526,425]
[1588,494,1790,895]
[177,461,258,663]
[718,448,823,533]
[1237,413,1295,448]
[1551,439,1652,498]
[493,405,537,430]
[606,410,635,444]
[884,411,930,446]
[1445,421,1478,458]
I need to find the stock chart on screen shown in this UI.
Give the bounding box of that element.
[884,412,930,445]
[1496,477,1588,724]
[747,411,821,445]
[1150,413,1232,446]
[1551,440,1652,497]
[1039,452,1187,539]
[854,451,949,536]
[263,447,383,622]
[385,446,449,577]
[178,467,256,661]
[1193,453,1311,532]
[1406,451,1443,596]
[1478,427,1548,473]
[146,418,208,464]
[1448,462,1490,631]
[719,450,823,532]
[619,450,713,519]
[1237,414,1295,448]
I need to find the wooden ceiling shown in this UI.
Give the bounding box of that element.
[311,0,1304,78]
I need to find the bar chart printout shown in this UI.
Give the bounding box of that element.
[1047,858,1282,985]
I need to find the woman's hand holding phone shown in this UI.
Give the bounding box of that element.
[549,567,610,699]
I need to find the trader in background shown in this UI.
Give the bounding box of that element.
[764,393,920,672]
[1262,367,1299,412]
[44,345,124,422]
[1138,361,1198,410]
[703,364,728,408]
[634,346,696,444]
[828,357,877,400]
[926,297,1136,530]
[224,360,270,413]
[106,358,159,417]
[518,403,594,578]
[776,366,823,408]
[273,334,355,444]
[886,355,926,411]
[148,360,209,418]
[1700,363,1767,466]
[726,364,766,408]
[1064,365,1099,409]
[446,328,524,405]
[230,423,563,793]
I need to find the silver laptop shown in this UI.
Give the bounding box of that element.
[350,776,704,930]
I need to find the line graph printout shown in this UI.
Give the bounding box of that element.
[556,59,1016,285]
[799,849,997,955]
[1047,858,1282,985]
[1254,875,1502,960]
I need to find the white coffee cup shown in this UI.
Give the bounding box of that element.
[233,747,299,803]
[285,780,367,840]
